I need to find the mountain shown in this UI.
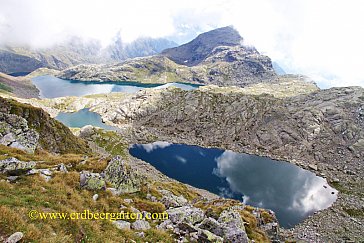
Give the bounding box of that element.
[58,26,277,87]
[0,36,177,75]
[161,26,243,66]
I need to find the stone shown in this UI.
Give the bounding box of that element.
[80,171,106,190]
[123,198,133,204]
[308,164,318,171]
[218,209,249,243]
[104,155,146,193]
[6,176,19,183]
[198,217,224,237]
[0,157,36,175]
[5,232,23,243]
[159,190,188,208]
[106,187,121,196]
[131,220,151,231]
[156,219,174,230]
[113,220,131,230]
[55,163,68,173]
[166,206,205,225]
[93,194,99,201]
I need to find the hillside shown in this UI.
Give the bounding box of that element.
[0,72,39,98]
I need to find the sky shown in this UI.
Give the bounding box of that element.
[0,0,363,88]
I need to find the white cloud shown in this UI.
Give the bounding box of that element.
[139,141,171,153]
[0,0,363,87]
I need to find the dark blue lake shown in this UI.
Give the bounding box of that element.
[32,75,198,98]
[55,108,118,130]
[129,142,337,228]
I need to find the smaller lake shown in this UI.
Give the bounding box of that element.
[55,108,118,131]
[32,75,198,98]
[129,142,338,228]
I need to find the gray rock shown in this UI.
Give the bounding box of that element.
[218,209,248,243]
[166,206,205,225]
[135,232,145,238]
[39,169,52,182]
[5,232,23,243]
[55,163,68,173]
[159,189,188,208]
[6,176,19,183]
[198,217,224,237]
[104,155,146,194]
[113,220,131,230]
[123,198,133,204]
[0,113,39,153]
[157,219,174,230]
[0,157,36,174]
[93,194,99,201]
[131,220,151,231]
[106,187,121,196]
[80,171,106,190]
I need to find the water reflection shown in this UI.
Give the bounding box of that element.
[129,142,337,228]
[214,151,337,227]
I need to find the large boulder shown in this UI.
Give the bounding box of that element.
[103,155,146,194]
[0,113,39,153]
[80,171,106,190]
[217,209,249,243]
[159,189,188,208]
[166,206,205,225]
[0,157,36,175]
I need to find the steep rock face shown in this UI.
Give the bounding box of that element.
[0,97,89,154]
[0,72,39,98]
[161,26,242,66]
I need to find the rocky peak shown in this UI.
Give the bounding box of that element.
[161,26,244,66]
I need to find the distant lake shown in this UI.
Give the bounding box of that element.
[55,108,118,131]
[129,142,338,228]
[32,75,198,98]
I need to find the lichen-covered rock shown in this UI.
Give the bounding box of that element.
[166,206,205,225]
[5,232,23,243]
[113,220,131,230]
[217,209,248,243]
[0,113,39,153]
[131,220,151,231]
[103,155,145,193]
[0,157,36,175]
[80,171,106,190]
[159,189,188,208]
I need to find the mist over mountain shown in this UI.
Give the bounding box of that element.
[0,35,177,74]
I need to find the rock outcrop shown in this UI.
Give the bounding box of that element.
[0,97,89,153]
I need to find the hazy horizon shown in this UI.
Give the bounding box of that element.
[0,0,363,88]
